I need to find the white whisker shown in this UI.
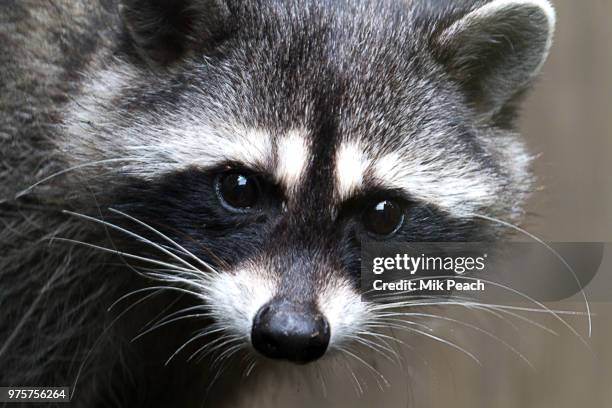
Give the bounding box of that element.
[108,208,220,275]
[471,213,592,337]
[16,158,140,198]
[63,210,202,274]
[51,237,197,275]
[165,327,226,365]
[380,312,534,369]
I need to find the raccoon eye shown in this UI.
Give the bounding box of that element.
[216,172,260,211]
[363,200,404,236]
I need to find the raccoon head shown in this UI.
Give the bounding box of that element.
[61,0,555,364]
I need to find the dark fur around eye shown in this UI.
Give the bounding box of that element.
[107,167,280,268]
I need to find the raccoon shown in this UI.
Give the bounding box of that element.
[0,0,554,406]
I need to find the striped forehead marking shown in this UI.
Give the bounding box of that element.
[333,141,499,217]
[334,141,370,201]
[371,151,499,217]
[274,129,310,191]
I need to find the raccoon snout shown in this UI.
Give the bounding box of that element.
[251,299,330,364]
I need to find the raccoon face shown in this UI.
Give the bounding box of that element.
[61,0,554,364]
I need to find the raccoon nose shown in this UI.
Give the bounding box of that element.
[251,299,330,364]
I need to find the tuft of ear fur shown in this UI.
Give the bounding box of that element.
[119,0,231,65]
[435,0,556,116]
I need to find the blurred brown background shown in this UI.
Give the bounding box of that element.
[524,0,612,242]
[479,0,612,405]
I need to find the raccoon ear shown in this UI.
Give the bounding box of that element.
[434,0,555,116]
[119,0,231,65]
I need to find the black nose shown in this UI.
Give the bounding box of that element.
[251,299,330,364]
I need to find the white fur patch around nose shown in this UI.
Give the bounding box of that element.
[205,267,277,340]
[318,278,371,349]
